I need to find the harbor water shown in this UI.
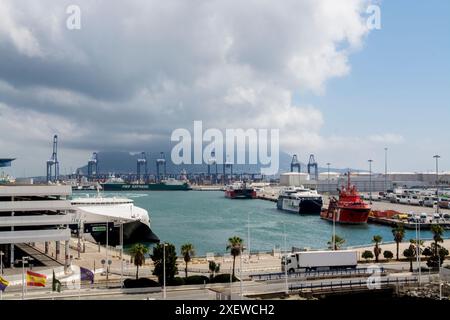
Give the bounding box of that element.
[80,191,447,256]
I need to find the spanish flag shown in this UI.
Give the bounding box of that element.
[0,276,9,292]
[26,270,47,287]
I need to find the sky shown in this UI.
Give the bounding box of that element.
[0,0,449,177]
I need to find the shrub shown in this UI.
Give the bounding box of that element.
[167,277,185,286]
[362,250,374,261]
[123,278,160,288]
[184,275,209,285]
[210,274,238,284]
[383,250,394,260]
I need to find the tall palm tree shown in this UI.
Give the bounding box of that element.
[226,236,244,278]
[430,224,444,256]
[403,243,416,272]
[372,235,383,262]
[129,243,148,279]
[181,243,195,278]
[392,225,405,261]
[328,235,345,250]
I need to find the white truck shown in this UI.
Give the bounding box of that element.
[281,250,358,273]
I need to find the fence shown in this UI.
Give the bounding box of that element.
[250,267,385,281]
[289,276,418,292]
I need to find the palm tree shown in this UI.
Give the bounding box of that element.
[392,225,405,261]
[180,243,195,278]
[403,243,416,272]
[430,224,444,256]
[208,261,220,278]
[372,235,383,263]
[328,235,345,250]
[129,243,148,280]
[226,236,244,278]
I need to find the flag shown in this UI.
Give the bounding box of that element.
[80,267,94,284]
[0,276,9,292]
[26,270,47,287]
[52,270,62,292]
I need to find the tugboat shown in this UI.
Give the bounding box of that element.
[320,173,371,224]
[225,181,257,199]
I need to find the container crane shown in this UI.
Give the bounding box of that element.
[87,152,98,181]
[307,154,319,181]
[46,135,59,183]
[156,152,166,182]
[137,152,148,182]
[290,154,301,172]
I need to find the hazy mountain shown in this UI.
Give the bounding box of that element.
[76,151,358,176]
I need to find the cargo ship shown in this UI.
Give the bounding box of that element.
[225,181,257,199]
[320,173,371,224]
[100,177,192,191]
[277,186,323,214]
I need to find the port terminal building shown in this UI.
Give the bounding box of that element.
[279,171,450,193]
[0,182,75,272]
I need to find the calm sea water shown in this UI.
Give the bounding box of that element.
[79,191,447,256]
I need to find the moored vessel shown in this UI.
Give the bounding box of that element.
[71,196,160,245]
[100,177,192,191]
[320,173,371,224]
[277,186,323,214]
[224,181,256,199]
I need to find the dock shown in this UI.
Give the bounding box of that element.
[368,216,450,230]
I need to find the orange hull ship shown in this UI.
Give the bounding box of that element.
[321,173,371,224]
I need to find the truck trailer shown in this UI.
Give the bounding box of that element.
[281,250,358,273]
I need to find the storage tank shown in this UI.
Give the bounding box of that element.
[280,172,310,186]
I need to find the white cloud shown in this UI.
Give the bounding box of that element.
[369,133,405,144]
[0,0,374,175]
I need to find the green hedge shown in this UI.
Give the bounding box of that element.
[184,275,210,285]
[167,277,185,286]
[123,278,160,288]
[210,274,238,283]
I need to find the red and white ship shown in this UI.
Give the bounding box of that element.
[224,181,257,199]
[320,173,371,224]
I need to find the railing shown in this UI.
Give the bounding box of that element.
[289,276,418,292]
[250,267,385,281]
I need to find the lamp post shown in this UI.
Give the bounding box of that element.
[326,163,331,194]
[247,212,251,259]
[0,251,4,275]
[415,219,421,287]
[16,256,33,300]
[433,155,441,214]
[283,222,288,295]
[163,242,167,300]
[384,148,388,192]
[368,160,373,204]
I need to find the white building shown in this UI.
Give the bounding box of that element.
[0,185,75,271]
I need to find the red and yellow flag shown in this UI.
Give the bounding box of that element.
[26,270,47,287]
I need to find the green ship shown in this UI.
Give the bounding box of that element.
[101,177,192,191]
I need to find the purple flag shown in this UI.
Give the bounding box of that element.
[80,267,94,284]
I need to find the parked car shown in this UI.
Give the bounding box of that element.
[408,195,423,206]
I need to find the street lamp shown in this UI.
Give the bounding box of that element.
[247,212,251,259]
[368,160,373,203]
[0,251,4,275]
[163,242,167,300]
[384,148,388,192]
[15,256,33,300]
[433,155,441,214]
[283,222,288,295]
[326,163,331,194]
